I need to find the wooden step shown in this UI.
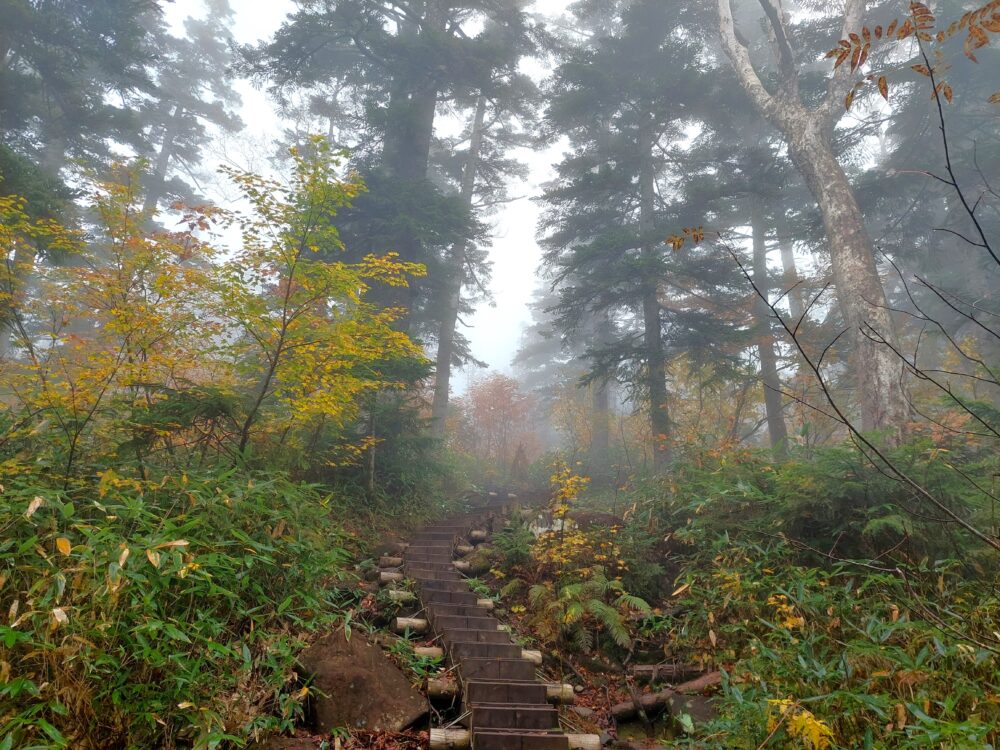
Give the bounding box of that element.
[472,730,569,750]
[459,658,537,682]
[470,704,559,730]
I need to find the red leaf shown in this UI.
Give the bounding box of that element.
[878,75,889,100]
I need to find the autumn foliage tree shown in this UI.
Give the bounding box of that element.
[0,138,425,480]
[449,372,540,480]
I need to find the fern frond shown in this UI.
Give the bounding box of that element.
[528,583,551,607]
[616,592,651,614]
[500,578,525,599]
[564,601,585,624]
[588,599,632,648]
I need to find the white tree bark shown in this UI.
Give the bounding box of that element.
[716,0,909,439]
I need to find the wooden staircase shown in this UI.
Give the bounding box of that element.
[387,494,599,750]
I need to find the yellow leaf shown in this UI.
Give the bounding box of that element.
[156,540,190,549]
[56,537,72,555]
[672,582,690,597]
[146,549,161,568]
[51,607,68,628]
[708,629,717,647]
[25,496,44,519]
[119,547,130,567]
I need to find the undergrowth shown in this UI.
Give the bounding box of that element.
[0,468,359,750]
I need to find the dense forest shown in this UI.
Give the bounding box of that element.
[1,0,998,748]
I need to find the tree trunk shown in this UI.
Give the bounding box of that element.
[589,311,612,478]
[639,120,671,469]
[431,95,487,439]
[716,0,910,442]
[0,240,35,359]
[783,117,909,438]
[376,2,444,331]
[143,105,183,215]
[777,215,804,321]
[591,377,611,458]
[750,196,789,458]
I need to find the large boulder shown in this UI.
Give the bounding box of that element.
[299,630,428,733]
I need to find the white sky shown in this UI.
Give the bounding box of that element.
[166,0,570,384]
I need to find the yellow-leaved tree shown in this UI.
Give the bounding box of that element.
[218,137,426,463]
[0,137,425,479]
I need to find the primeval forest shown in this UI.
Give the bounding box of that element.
[1,0,999,748]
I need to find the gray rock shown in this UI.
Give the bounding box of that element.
[299,629,428,732]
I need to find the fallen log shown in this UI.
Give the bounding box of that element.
[631,662,706,684]
[610,671,721,721]
[429,729,598,750]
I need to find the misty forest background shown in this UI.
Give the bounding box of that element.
[1,0,999,748]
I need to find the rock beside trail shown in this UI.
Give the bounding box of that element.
[299,630,428,733]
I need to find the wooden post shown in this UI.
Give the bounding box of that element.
[455,544,475,556]
[386,589,415,603]
[393,617,428,634]
[566,734,601,750]
[469,529,488,542]
[414,646,444,658]
[427,678,458,698]
[546,683,576,705]
[379,555,403,568]
[477,598,494,610]
[521,649,542,665]
[379,571,405,585]
[429,728,469,749]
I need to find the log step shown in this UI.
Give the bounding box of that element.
[472,731,569,750]
[465,680,548,706]
[434,615,503,631]
[471,704,559,730]
[424,590,482,606]
[449,642,524,661]
[459,658,537,682]
[440,629,513,645]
